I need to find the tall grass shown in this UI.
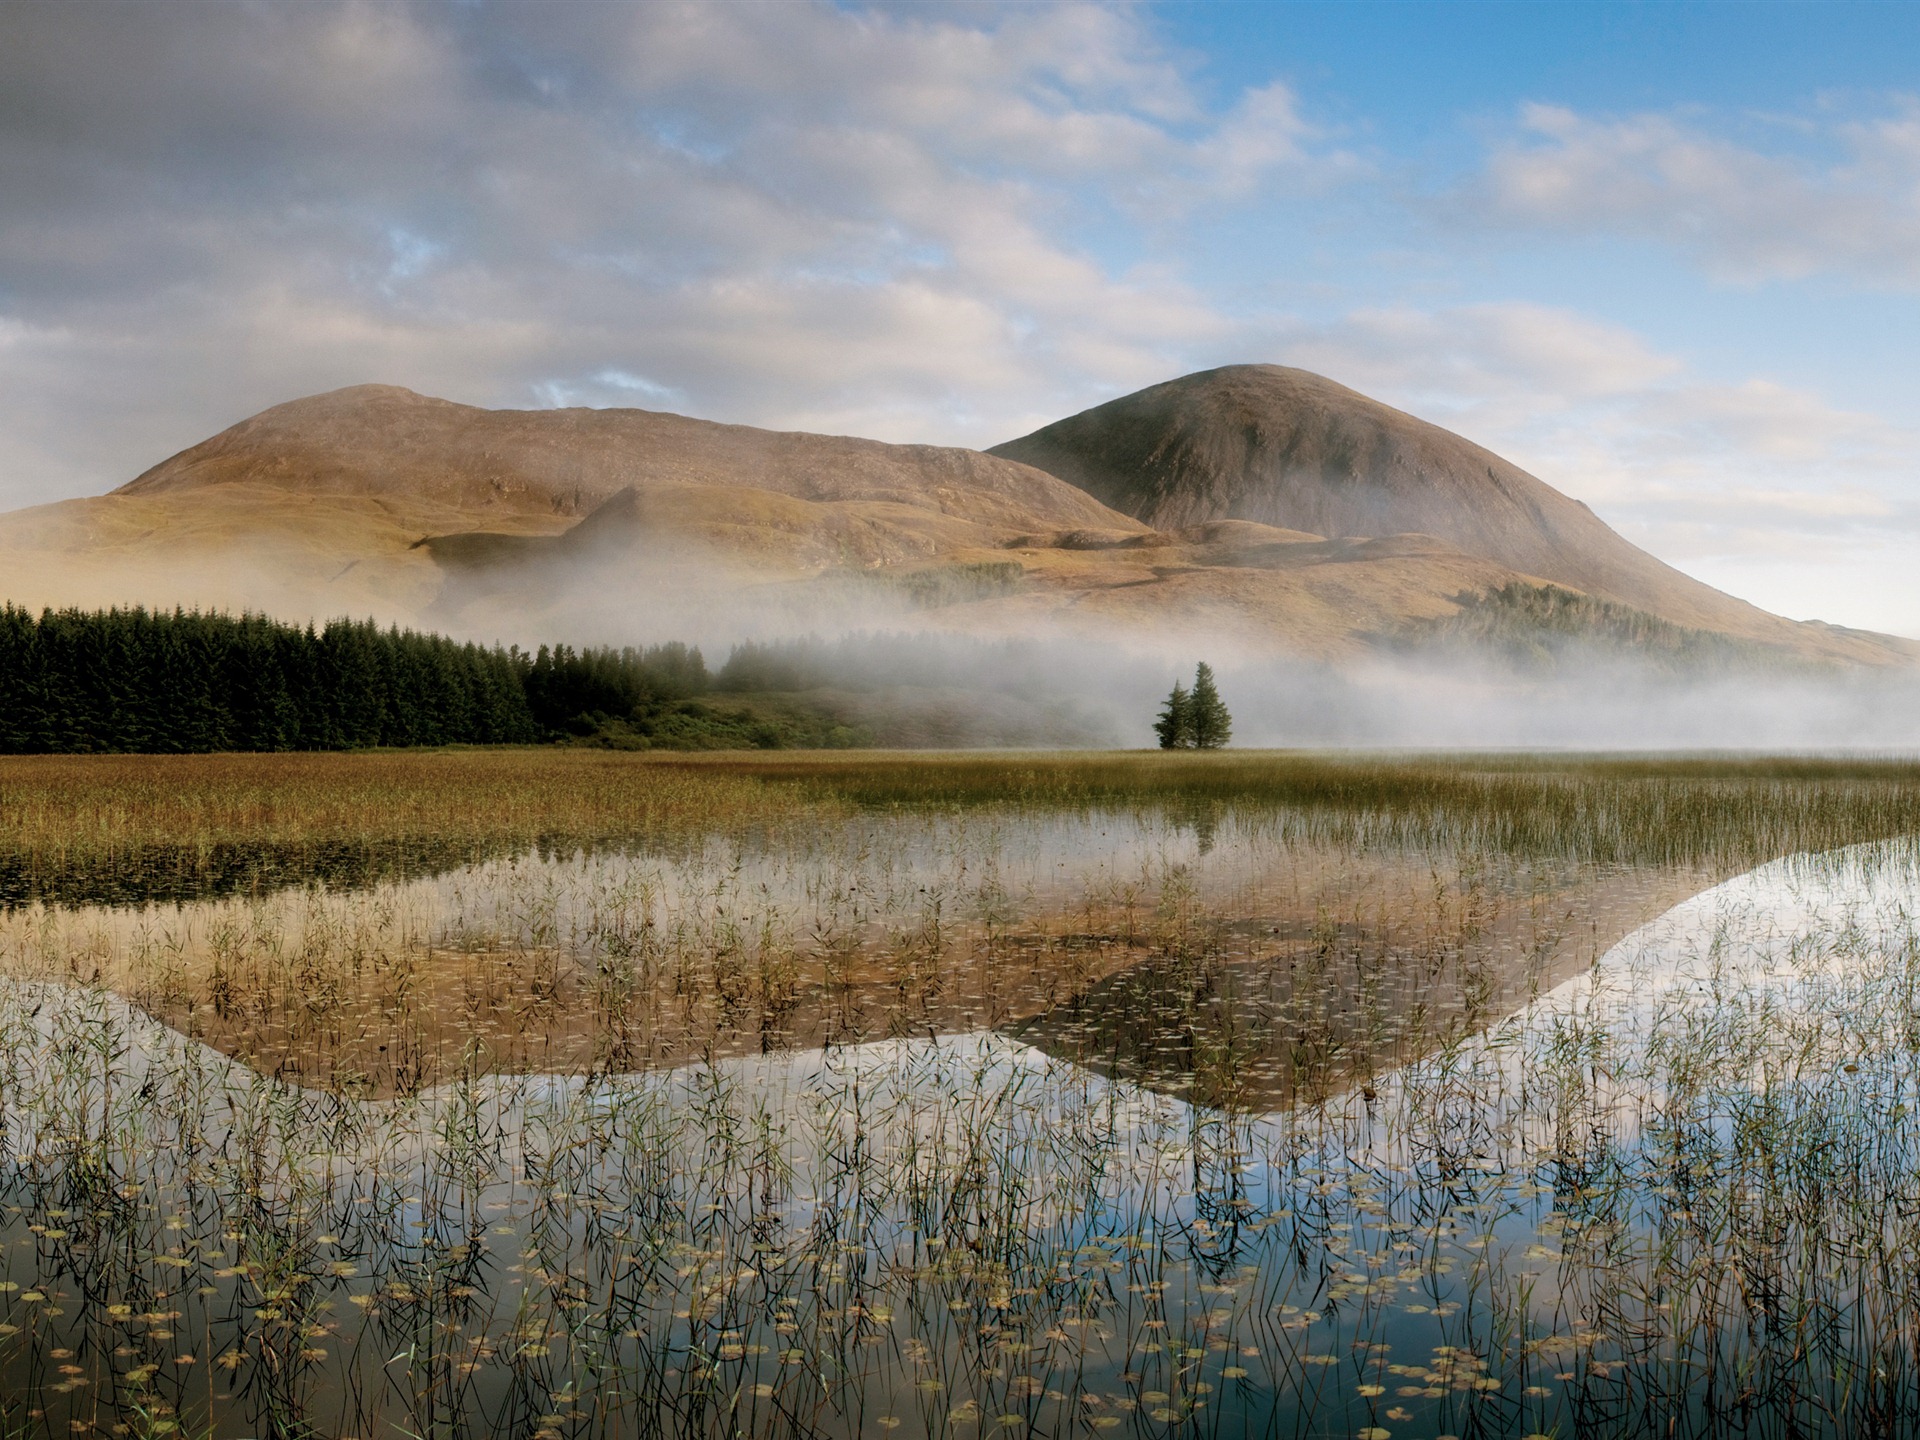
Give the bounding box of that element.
[0,751,792,907]
[2,753,1920,1434]
[4,809,1672,1099]
[739,750,1920,867]
[12,750,1920,898]
[2,847,1918,1438]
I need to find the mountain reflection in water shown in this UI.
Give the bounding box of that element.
[0,843,1913,1438]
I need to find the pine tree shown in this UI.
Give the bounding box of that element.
[0,605,672,754]
[1153,681,1193,749]
[1189,662,1232,749]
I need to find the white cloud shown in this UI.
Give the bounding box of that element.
[0,0,1339,505]
[1249,300,1920,625]
[1471,101,1920,286]
[1271,302,1681,411]
[1629,380,1903,465]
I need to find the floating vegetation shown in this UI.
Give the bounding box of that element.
[0,752,1918,1436]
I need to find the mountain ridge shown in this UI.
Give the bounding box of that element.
[121,382,1129,538]
[0,371,1903,669]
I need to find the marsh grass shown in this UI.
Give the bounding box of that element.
[1,753,1920,1436]
[742,750,1920,868]
[0,751,793,908]
[13,750,1920,899]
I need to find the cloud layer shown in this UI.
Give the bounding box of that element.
[0,0,1345,502]
[1475,101,1920,285]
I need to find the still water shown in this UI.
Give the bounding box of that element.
[0,817,1911,1438]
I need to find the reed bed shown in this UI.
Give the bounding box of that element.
[737,750,1920,868]
[1,810,1682,1098]
[0,752,1917,1436]
[0,751,795,907]
[0,845,1915,1439]
[13,749,1920,886]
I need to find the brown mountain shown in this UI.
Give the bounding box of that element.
[991,364,1830,649]
[0,384,1146,628]
[0,373,1905,667]
[120,383,1128,538]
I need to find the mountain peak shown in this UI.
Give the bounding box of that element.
[8,368,1899,671]
[991,363,1776,640]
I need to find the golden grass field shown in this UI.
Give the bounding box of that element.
[13,746,1920,859]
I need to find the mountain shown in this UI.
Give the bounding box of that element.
[119,383,1127,539]
[990,364,1852,653]
[0,373,1906,669]
[0,384,1143,630]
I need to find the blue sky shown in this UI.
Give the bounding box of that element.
[1176,4,1920,121]
[1128,2,1920,628]
[3,1,1919,632]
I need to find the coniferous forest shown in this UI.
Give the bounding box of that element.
[0,605,850,754]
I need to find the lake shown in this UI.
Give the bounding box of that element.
[1,751,1918,1438]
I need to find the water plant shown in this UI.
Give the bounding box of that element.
[0,751,1917,1437]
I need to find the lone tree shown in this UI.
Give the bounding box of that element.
[1153,679,1192,749]
[1188,662,1232,749]
[1154,663,1232,749]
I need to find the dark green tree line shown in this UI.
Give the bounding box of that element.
[0,606,553,754]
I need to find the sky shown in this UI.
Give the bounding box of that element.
[4,0,1920,633]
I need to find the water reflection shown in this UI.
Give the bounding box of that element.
[1011,863,1715,1110]
[0,842,1913,1437]
[0,811,1709,1099]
